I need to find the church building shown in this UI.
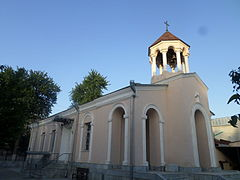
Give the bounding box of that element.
[27,29,221,179]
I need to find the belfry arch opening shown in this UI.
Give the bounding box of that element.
[110,107,125,166]
[156,51,163,74]
[194,110,211,168]
[166,47,177,72]
[153,47,187,76]
[145,108,161,169]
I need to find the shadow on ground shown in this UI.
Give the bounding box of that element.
[0,167,69,180]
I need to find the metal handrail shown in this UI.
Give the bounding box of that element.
[41,152,72,169]
[23,152,72,178]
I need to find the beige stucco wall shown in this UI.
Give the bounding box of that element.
[133,86,167,166]
[28,72,215,169]
[149,73,213,168]
[77,98,131,164]
[29,109,77,161]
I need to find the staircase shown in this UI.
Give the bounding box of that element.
[23,153,72,178]
[158,172,193,180]
[35,162,68,178]
[218,171,240,180]
[153,168,240,180]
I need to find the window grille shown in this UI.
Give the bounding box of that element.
[85,122,91,151]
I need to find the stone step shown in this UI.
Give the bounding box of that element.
[29,171,43,178]
[45,164,67,168]
[23,164,69,178]
[222,174,240,180]
[42,169,68,178]
[161,173,193,180]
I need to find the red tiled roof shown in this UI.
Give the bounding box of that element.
[149,31,190,50]
[215,138,231,146]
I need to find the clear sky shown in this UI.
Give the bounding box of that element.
[0,0,239,118]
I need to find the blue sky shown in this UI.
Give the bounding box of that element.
[0,0,239,118]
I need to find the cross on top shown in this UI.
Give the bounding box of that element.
[164,21,169,32]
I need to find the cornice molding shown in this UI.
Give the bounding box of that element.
[154,72,208,91]
[30,87,134,127]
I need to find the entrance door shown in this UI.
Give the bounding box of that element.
[59,127,71,162]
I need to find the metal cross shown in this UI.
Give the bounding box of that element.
[164,21,169,32]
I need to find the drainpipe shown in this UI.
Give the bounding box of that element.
[71,104,80,161]
[129,80,136,180]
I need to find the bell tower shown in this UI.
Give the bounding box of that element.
[148,25,190,81]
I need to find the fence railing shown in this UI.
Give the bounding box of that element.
[0,151,26,161]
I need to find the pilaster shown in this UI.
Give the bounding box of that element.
[106,118,113,164]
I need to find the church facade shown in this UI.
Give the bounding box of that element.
[28,31,218,176]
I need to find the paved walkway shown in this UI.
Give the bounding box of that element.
[0,167,70,180]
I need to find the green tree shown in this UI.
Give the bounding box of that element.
[0,65,60,150]
[227,67,240,127]
[70,69,109,105]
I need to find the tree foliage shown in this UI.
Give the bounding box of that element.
[70,69,109,105]
[0,65,60,150]
[227,67,240,127]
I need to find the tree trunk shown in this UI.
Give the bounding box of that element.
[11,136,20,161]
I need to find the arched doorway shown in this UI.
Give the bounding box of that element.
[194,110,211,168]
[143,106,164,169]
[111,107,125,166]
